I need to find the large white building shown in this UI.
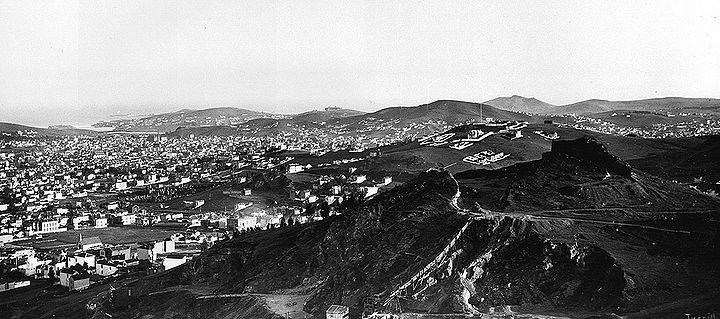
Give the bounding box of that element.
[31,220,62,234]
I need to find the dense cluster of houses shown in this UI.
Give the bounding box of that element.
[0,114,463,244]
[0,202,162,242]
[0,132,315,204]
[0,229,217,293]
[556,113,720,138]
[0,116,453,299]
[290,167,394,206]
[0,132,311,243]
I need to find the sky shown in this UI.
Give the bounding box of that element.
[1,0,719,127]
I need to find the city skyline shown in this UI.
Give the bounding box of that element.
[2,0,720,127]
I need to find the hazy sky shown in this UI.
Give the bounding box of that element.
[1,0,719,126]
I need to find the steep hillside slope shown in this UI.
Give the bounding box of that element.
[84,137,719,319]
[107,170,469,319]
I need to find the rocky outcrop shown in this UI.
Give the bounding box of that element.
[458,136,718,212]
[547,136,632,176]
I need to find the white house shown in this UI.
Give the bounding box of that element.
[138,240,176,261]
[59,269,91,290]
[119,214,136,225]
[287,164,305,174]
[67,253,96,269]
[94,218,108,228]
[95,261,118,276]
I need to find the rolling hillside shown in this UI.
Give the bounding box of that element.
[168,100,537,139]
[323,123,706,178]
[291,108,365,123]
[551,97,720,115]
[94,107,276,132]
[337,100,538,126]
[100,100,536,133]
[484,95,557,114]
[486,96,720,115]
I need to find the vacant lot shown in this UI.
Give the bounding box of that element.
[43,227,178,245]
[166,182,299,213]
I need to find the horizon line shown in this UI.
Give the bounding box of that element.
[3,94,720,128]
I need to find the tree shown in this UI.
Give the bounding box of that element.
[320,201,330,218]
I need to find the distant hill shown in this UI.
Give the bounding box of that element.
[172,101,538,138]
[483,96,720,115]
[291,108,365,123]
[167,117,289,138]
[483,95,557,114]
[587,110,684,128]
[94,106,276,132]
[0,122,100,137]
[339,100,537,125]
[0,122,38,132]
[165,125,243,138]
[550,97,720,115]
[173,107,268,118]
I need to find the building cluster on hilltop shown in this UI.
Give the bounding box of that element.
[555,114,720,138]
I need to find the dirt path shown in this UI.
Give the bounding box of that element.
[465,209,692,234]
[255,294,313,319]
[156,289,314,319]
